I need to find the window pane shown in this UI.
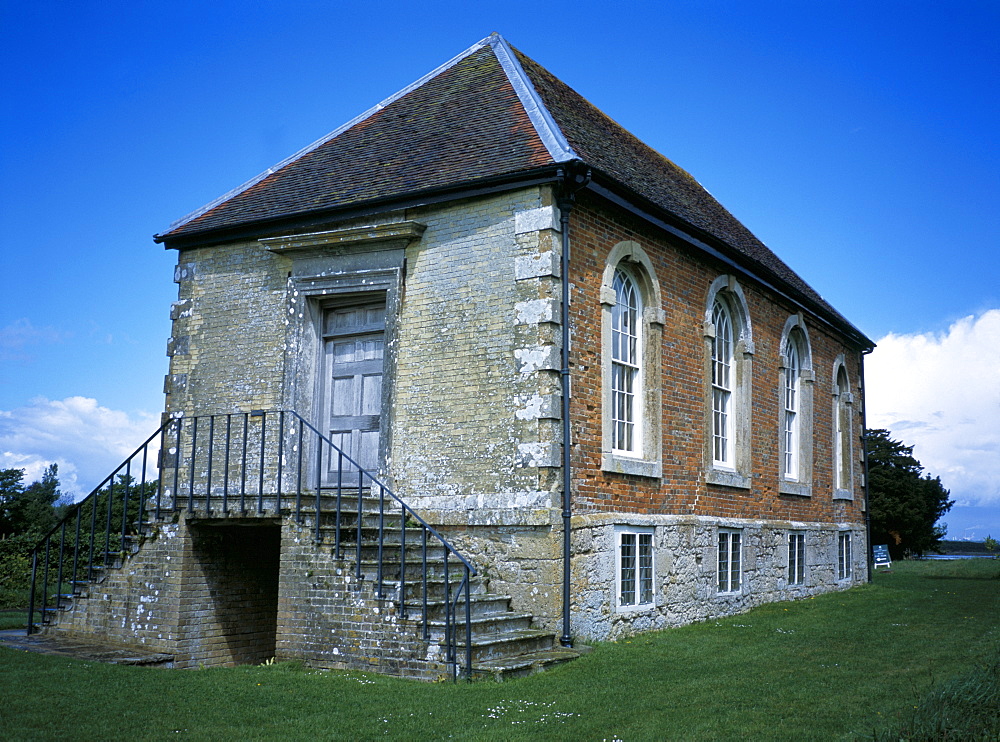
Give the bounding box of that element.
[783,340,800,478]
[620,533,636,605]
[638,533,653,604]
[611,270,641,453]
[731,532,741,590]
[718,533,730,592]
[711,300,733,464]
[788,533,805,585]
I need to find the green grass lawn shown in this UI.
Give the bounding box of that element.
[1,559,997,741]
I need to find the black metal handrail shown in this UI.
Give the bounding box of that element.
[26,410,476,680]
[27,420,169,639]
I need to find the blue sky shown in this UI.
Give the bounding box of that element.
[2,1,998,538]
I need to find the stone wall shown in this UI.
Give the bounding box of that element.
[51,520,184,653]
[166,241,289,417]
[50,514,449,678]
[570,514,867,640]
[391,188,562,500]
[276,521,447,680]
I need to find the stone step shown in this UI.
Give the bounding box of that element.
[315,526,434,549]
[432,612,535,637]
[404,594,517,621]
[447,628,556,664]
[404,586,513,620]
[399,576,492,603]
[354,556,471,582]
[471,646,583,681]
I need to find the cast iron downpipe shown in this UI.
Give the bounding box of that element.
[860,347,875,582]
[557,165,591,648]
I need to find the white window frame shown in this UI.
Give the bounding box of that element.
[778,317,814,496]
[601,241,664,479]
[717,529,743,594]
[837,532,853,580]
[833,358,854,499]
[783,341,800,478]
[616,527,655,610]
[788,532,806,586]
[704,276,753,489]
[611,270,642,455]
[712,299,734,467]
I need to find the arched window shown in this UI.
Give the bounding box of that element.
[782,337,801,478]
[779,317,814,496]
[833,362,853,497]
[611,270,641,453]
[601,241,663,479]
[704,276,753,488]
[711,299,734,466]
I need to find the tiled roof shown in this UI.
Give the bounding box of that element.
[157,34,866,342]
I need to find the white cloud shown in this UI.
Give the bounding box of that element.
[866,310,1000,507]
[0,318,67,360]
[0,396,160,499]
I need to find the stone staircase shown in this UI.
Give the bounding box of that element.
[306,491,581,679]
[37,489,580,680]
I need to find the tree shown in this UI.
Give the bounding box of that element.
[0,465,64,607]
[866,429,953,560]
[0,464,61,539]
[984,536,999,559]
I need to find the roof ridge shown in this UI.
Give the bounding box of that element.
[489,35,576,163]
[159,35,501,237]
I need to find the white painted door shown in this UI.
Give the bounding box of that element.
[323,303,385,476]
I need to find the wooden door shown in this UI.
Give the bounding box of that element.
[323,303,385,476]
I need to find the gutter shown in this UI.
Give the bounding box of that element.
[860,347,874,582]
[155,167,565,250]
[557,163,591,648]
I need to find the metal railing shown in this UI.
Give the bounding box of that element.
[27,410,476,679]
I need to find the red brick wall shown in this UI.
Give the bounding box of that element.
[567,193,865,527]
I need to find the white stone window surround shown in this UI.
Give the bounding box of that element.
[837,531,853,580]
[703,275,754,489]
[778,316,815,497]
[787,531,806,586]
[600,241,664,479]
[717,528,743,594]
[832,356,855,500]
[261,221,418,484]
[615,525,656,611]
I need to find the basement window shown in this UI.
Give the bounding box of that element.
[616,527,654,610]
[837,532,853,580]
[717,529,743,594]
[788,532,806,586]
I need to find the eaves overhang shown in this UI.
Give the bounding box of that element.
[581,170,875,351]
[155,164,565,251]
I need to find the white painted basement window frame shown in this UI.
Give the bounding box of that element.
[717,528,743,594]
[788,532,806,586]
[837,532,853,580]
[616,526,655,611]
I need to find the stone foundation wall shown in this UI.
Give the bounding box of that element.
[49,514,449,679]
[569,513,868,641]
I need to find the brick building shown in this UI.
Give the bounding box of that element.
[35,34,874,677]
